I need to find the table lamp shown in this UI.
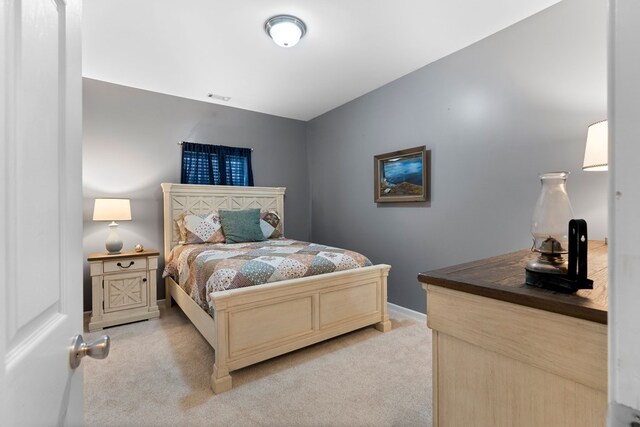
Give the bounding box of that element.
[582,120,608,171]
[93,198,131,254]
[582,119,608,244]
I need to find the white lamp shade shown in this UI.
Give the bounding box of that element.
[270,21,302,47]
[582,120,608,171]
[93,198,132,221]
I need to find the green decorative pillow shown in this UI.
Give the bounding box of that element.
[219,209,267,244]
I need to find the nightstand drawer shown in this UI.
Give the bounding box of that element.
[104,257,147,273]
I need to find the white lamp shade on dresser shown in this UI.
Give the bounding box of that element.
[583,120,608,171]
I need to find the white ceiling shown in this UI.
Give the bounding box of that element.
[82,0,561,121]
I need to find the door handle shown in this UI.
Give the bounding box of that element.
[69,334,110,369]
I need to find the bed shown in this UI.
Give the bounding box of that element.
[161,183,391,394]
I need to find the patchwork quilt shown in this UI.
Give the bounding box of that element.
[163,239,372,316]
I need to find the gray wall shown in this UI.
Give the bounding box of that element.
[83,79,308,310]
[306,0,608,313]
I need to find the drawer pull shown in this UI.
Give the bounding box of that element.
[117,261,134,269]
[143,278,147,282]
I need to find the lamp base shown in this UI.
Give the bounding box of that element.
[105,221,123,254]
[525,253,568,275]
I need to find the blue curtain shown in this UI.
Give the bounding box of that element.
[181,142,254,186]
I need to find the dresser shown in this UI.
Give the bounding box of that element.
[88,249,160,332]
[418,241,608,427]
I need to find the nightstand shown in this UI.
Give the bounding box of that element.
[88,249,160,332]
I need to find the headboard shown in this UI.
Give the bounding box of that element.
[161,183,286,258]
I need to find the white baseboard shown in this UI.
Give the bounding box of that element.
[86,300,422,323]
[387,302,427,324]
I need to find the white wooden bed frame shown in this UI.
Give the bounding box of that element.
[161,183,391,394]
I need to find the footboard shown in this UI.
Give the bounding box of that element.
[209,264,391,393]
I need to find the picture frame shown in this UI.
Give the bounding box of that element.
[374,145,430,203]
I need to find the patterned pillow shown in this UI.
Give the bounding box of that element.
[176,212,225,244]
[260,210,283,239]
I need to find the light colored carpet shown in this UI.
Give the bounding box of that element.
[84,306,432,426]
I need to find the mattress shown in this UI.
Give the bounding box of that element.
[163,239,372,316]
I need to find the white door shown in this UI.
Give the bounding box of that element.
[1,0,85,425]
[609,0,640,423]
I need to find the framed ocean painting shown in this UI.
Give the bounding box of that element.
[374,145,430,203]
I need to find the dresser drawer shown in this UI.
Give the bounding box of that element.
[427,285,607,392]
[104,257,147,273]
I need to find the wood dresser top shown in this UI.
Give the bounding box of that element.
[418,240,608,324]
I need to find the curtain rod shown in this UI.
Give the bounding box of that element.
[177,141,253,151]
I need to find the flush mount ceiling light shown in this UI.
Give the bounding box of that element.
[265,15,307,48]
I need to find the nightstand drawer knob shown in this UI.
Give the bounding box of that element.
[69,334,110,369]
[143,278,147,282]
[117,261,134,269]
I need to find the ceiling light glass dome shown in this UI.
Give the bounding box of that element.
[265,15,307,48]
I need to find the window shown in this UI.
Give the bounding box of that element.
[181,142,254,186]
